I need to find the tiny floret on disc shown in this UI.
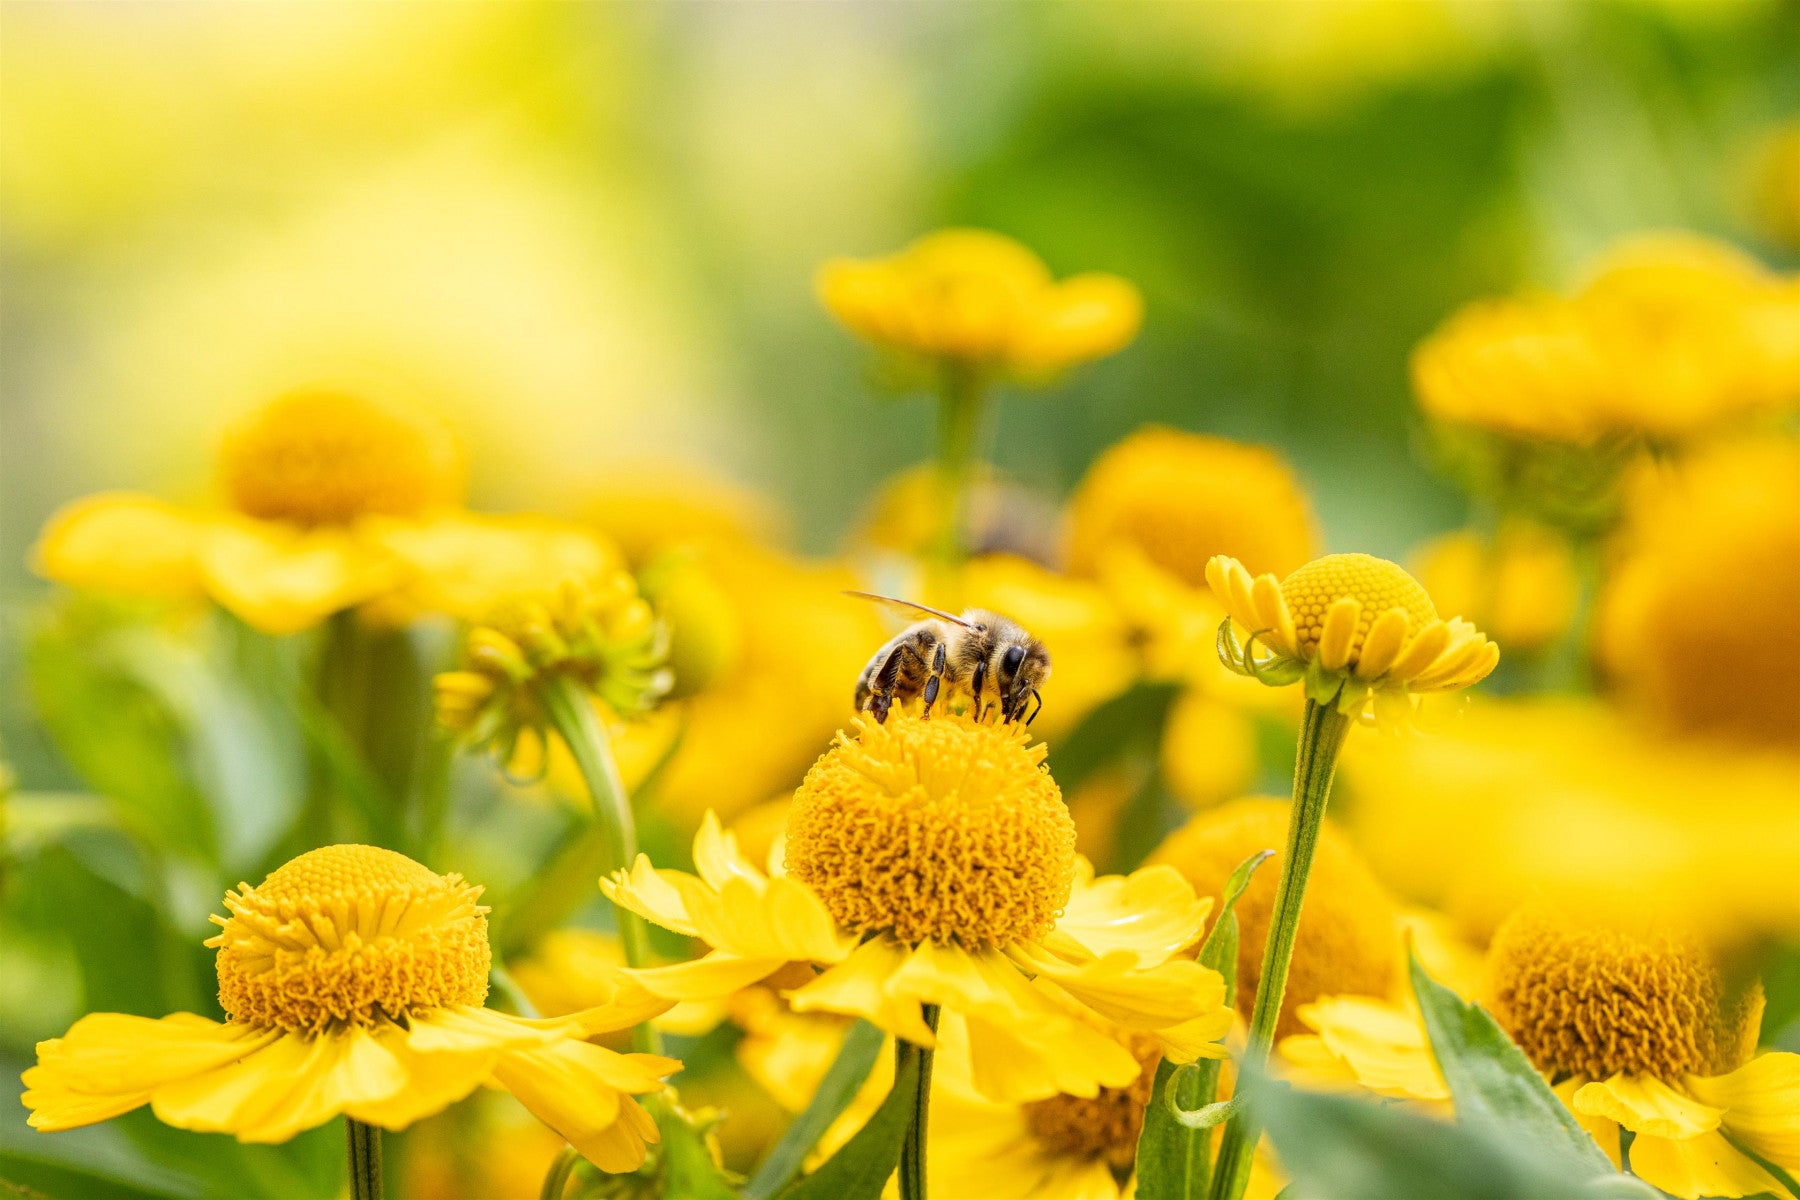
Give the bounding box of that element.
[209,844,492,1034]
[783,713,1076,947]
[1488,905,1763,1081]
[1280,553,1437,658]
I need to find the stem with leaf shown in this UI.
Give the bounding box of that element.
[346,1117,382,1200]
[898,1005,941,1200]
[535,672,661,1056]
[1208,699,1352,1200]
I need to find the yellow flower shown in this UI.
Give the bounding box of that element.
[850,461,1055,563]
[603,714,1232,1103]
[1597,437,1800,749]
[1065,428,1319,587]
[1412,522,1578,656]
[1207,551,1499,722]
[582,463,780,568]
[508,929,725,1038]
[33,389,622,634]
[817,229,1142,377]
[21,844,679,1171]
[1488,906,1797,1199]
[1148,797,1401,1039]
[1159,690,1258,810]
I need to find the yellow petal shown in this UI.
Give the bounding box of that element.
[401,1005,565,1056]
[197,518,398,634]
[1573,1074,1724,1140]
[1688,1052,1800,1166]
[31,493,204,599]
[692,811,769,893]
[960,1008,1143,1103]
[1316,597,1361,672]
[364,513,618,624]
[490,1039,673,1173]
[625,952,785,1001]
[1553,1076,1622,1169]
[1354,609,1411,679]
[786,937,938,1046]
[1153,1007,1236,1064]
[1304,996,1447,1102]
[1250,572,1299,659]
[1042,862,1211,966]
[1009,942,1226,1031]
[1385,620,1452,682]
[1408,624,1494,691]
[1628,1128,1786,1200]
[601,857,700,937]
[23,1013,277,1132]
[682,875,854,964]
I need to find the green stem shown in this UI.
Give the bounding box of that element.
[346,1117,382,1200]
[1538,533,1602,696]
[898,1005,941,1200]
[933,362,988,570]
[539,1145,579,1200]
[1208,700,1352,1200]
[536,672,662,1056]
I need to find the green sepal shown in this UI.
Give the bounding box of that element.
[1302,660,1347,707]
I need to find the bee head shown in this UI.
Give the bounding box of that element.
[995,639,1051,721]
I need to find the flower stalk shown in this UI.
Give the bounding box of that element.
[346,1117,382,1200]
[1208,699,1353,1200]
[933,362,988,570]
[536,672,661,1056]
[898,1004,942,1200]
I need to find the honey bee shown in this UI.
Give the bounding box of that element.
[846,591,1051,725]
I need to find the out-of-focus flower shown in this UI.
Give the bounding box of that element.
[851,462,1061,566]
[1338,698,1800,942]
[1159,691,1258,810]
[1747,119,1800,250]
[604,716,1232,1102]
[1597,438,1800,749]
[1065,428,1319,587]
[508,929,725,1038]
[817,229,1142,379]
[583,464,781,568]
[404,1096,569,1200]
[22,844,678,1170]
[434,576,672,768]
[34,390,622,634]
[1209,552,1499,724]
[636,550,744,701]
[1413,233,1800,448]
[1488,905,1796,1197]
[1412,522,1578,657]
[1148,797,1401,1038]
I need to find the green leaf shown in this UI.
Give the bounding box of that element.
[1045,682,1181,794]
[780,1038,921,1200]
[654,1102,740,1200]
[1408,950,1614,1176]
[745,1020,885,1200]
[1243,1067,1659,1200]
[1134,848,1272,1200]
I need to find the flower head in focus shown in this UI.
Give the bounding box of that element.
[817,229,1142,380]
[34,388,622,633]
[1207,552,1498,722]
[434,576,672,768]
[603,713,1232,1104]
[1488,905,1797,1198]
[22,844,679,1171]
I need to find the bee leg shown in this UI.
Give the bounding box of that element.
[1025,689,1043,725]
[920,641,950,719]
[868,642,926,724]
[969,659,987,722]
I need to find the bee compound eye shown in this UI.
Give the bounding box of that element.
[1003,645,1025,672]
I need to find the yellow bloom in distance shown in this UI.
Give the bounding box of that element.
[22,845,680,1171]
[603,713,1232,1103]
[1412,522,1578,656]
[817,229,1142,378]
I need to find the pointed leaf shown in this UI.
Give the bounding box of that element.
[746,1020,885,1199]
[779,1039,922,1200]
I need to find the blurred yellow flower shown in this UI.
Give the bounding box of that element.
[1159,690,1258,810]
[1338,698,1800,942]
[1488,905,1796,1198]
[1597,437,1800,749]
[604,715,1232,1103]
[850,461,1060,565]
[23,844,679,1171]
[1413,233,1800,447]
[817,228,1142,378]
[1412,521,1578,656]
[1148,797,1401,1039]
[1209,552,1499,723]
[582,463,781,568]
[34,390,622,634]
[1065,428,1319,586]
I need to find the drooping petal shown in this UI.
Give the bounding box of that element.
[23,1013,279,1132]
[625,951,786,1002]
[1315,597,1362,672]
[601,856,700,936]
[31,493,205,599]
[1008,941,1226,1033]
[1249,572,1299,659]
[1687,1052,1800,1167]
[959,1008,1144,1103]
[1626,1128,1786,1200]
[1303,997,1447,1102]
[681,875,855,964]
[1409,622,1496,691]
[692,811,770,893]
[1573,1074,1724,1140]
[1384,620,1452,682]
[1354,609,1411,680]
[489,1039,675,1173]
[1042,862,1211,966]
[1153,1007,1236,1064]
[1553,1076,1622,1169]
[786,936,938,1046]
[197,517,399,635]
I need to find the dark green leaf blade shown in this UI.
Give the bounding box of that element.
[1408,949,1614,1176]
[746,1020,886,1200]
[780,1037,922,1200]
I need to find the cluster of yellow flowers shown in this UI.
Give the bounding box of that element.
[15,224,1800,1200]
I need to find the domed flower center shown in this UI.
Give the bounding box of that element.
[1021,1037,1160,1172]
[209,844,491,1034]
[783,713,1076,947]
[1488,906,1763,1081]
[1280,553,1438,660]
[219,389,465,525]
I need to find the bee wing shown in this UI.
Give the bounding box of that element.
[842,591,978,629]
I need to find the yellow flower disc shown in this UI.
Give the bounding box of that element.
[1020,1035,1160,1172]
[1148,797,1398,1038]
[1488,906,1764,1081]
[209,844,491,1034]
[784,713,1075,947]
[1065,428,1318,585]
[1280,552,1437,661]
[219,389,465,525]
